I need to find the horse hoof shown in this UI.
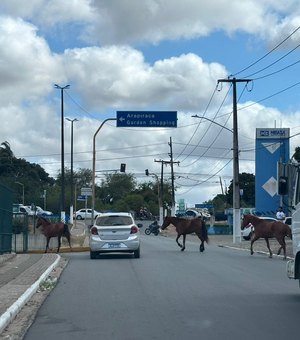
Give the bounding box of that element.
[181,248,185,252]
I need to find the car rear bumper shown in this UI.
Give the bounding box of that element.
[89,236,140,252]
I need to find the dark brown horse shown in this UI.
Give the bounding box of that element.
[241,214,292,259]
[36,217,72,253]
[161,216,208,252]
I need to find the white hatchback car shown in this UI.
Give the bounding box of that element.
[75,208,101,220]
[89,212,141,259]
[241,216,278,240]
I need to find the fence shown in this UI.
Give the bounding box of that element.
[0,184,13,254]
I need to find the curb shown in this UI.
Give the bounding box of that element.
[0,254,61,334]
[219,244,293,260]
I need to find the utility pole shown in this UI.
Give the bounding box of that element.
[217,77,251,243]
[168,137,180,215]
[155,156,179,218]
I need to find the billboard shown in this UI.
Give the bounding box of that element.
[255,128,290,216]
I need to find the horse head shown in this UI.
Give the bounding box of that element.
[36,216,48,228]
[241,214,252,230]
[160,216,172,230]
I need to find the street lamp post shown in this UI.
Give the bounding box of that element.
[15,181,24,205]
[192,114,240,243]
[92,118,117,220]
[66,117,78,224]
[54,84,70,222]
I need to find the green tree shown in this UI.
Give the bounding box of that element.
[226,172,255,207]
[292,146,300,162]
[0,141,55,207]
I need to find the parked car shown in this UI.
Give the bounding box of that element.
[241,216,278,240]
[75,208,101,220]
[26,205,52,216]
[13,204,31,215]
[89,212,141,259]
[284,216,292,226]
[177,209,210,220]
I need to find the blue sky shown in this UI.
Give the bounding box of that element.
[1,0,300,207]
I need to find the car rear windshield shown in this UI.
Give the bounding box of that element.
[96,215,133,226]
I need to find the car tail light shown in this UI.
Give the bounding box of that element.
[91,226,98,235]
[130,225,139,234]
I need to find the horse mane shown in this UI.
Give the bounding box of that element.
[38,216,50,224]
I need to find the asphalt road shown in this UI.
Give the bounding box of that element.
[24,233,300,340]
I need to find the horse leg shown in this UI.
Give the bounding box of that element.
[276,237,286,259]
[200,239,205,252]
[181,234,186,251]
[196,232,205,252]
[57,236,61,253]
[176,234,183,249]
[250,234,259,255]
[264,238,273,258]
[45,237,50,253]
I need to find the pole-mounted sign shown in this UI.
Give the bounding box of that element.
[116,111,177,128]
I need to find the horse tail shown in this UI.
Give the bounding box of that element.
[63,223,68,234]
[201,220,209,244]
[63,224,72,247]
[286,225,292,240]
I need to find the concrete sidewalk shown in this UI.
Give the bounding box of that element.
[0,252,60,334]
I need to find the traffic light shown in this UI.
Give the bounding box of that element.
[120,163,126,172]
[278,176,288,195]
[145,169,149,176]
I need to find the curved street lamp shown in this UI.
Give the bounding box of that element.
[192,114,241,243]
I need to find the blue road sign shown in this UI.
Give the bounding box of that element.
[195,203,214,209]
[117,111,177,128]
[77,195,87,201]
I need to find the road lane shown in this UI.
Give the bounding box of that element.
[24,233,300,340]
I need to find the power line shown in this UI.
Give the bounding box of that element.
[232,25,300,77]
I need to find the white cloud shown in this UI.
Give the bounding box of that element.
[85,0,300,46]
[0,0,95,26]
[62,47,228,112]
[0,16,61,104]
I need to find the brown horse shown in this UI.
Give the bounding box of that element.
[36,217,72,253]
[161,216,208,252]
[241,214,292,259]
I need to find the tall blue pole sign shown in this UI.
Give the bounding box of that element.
[255,128,290,216]
[117,111,177,128]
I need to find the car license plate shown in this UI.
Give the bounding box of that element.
[108,242,121,248]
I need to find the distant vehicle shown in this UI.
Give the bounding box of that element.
[25,205,52,216]
[89,212,141,259]
[241,216,278,240]
[75,208,101,220]
[284,216,292,226]
[176,209,210,220]
[185,209,202,219]
[13,204,31,215]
